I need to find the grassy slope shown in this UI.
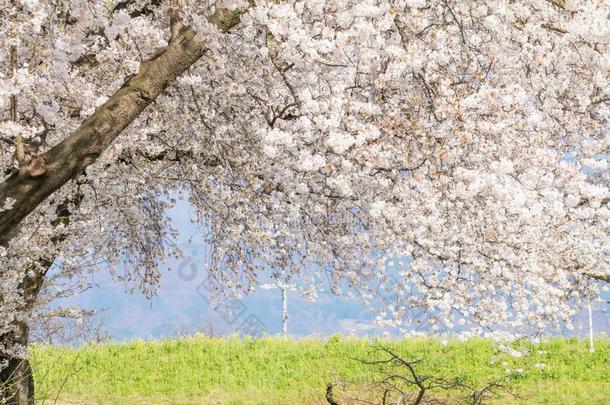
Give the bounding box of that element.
[30,336,609,404]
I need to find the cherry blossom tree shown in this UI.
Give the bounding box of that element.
[0,0,608,403]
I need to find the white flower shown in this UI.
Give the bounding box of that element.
[297,151,326,171]
[326,130,356,154]
[178,74,203,87]
[406,0,426,7]
[327,175,352,197]
[95,96,109,107]
[0,197,16,213]
[265,128,293,146]
[370,201,386,218]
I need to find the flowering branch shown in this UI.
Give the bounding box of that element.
[0,4,251,246]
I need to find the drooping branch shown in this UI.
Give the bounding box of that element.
[0,6,251,246]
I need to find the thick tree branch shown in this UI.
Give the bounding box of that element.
[115,147,222,167]
[584,272,610,283]
[546,0,565,9]
[0,6,250,246]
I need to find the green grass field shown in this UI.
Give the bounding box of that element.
[29,335,609,404]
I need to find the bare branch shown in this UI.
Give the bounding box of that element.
[340,341,517,405]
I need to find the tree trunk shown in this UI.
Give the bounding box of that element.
[0,322,34,405]
[0,261,51,405]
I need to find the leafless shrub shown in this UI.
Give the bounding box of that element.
[327,342,516,405]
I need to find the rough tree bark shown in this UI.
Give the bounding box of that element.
[0,5,250,404]
[0,326,34,405]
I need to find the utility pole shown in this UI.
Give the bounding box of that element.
[261,281,295,336]
[280,283,288,336]
[588,300,594,353]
